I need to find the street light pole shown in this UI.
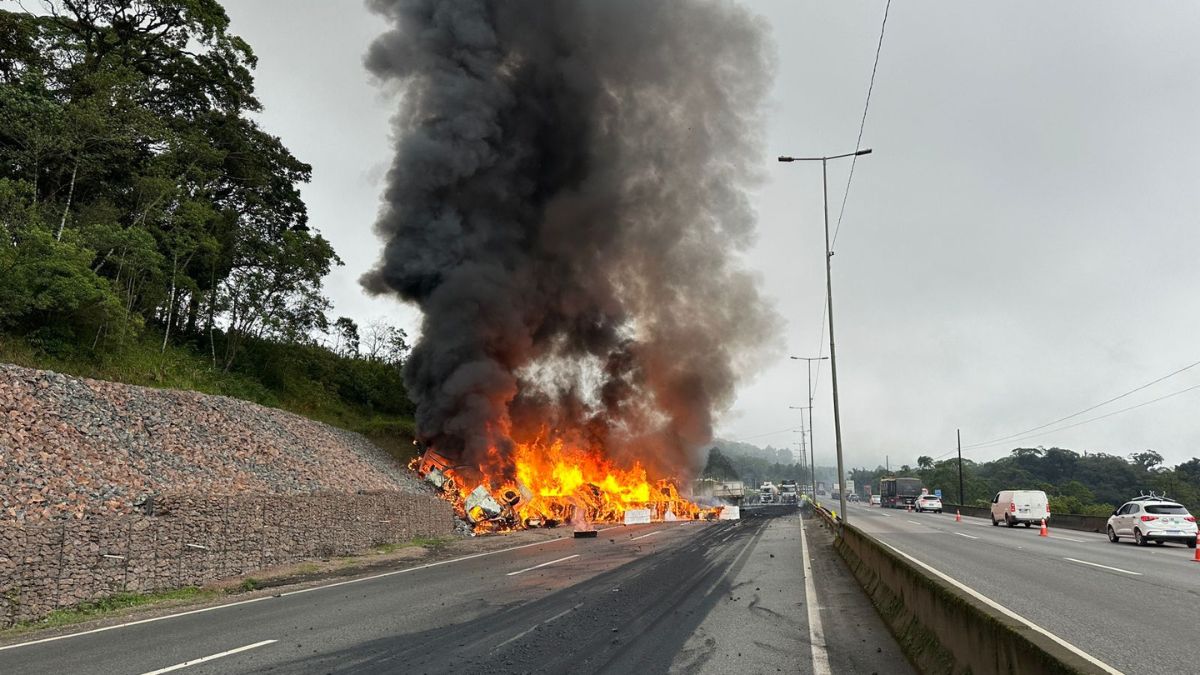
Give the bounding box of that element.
[780,148,872,525]
[790,356,827,503]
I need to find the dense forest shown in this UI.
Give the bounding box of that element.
[0,1,415,449]
[703,442,1200,516]
[847,447,1200,516]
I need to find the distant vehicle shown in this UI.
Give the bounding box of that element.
[870,494,881,506]
[847,493,860,502]
[915,494,942,513]
[880,477,922,509]
[759,481,779,504]
[990,490,1050,528]
[779,480,799,504]
[1107,496,1197,547]
[693,479,745,505]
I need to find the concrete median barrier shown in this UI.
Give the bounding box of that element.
[832,522,1114,674]
[944,505,1108,533]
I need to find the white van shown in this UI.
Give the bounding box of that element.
[990,490,1050,527]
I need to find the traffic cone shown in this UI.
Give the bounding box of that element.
[1193,533,1199,562]
[1039,519,1048,537]
[955,509,962,523]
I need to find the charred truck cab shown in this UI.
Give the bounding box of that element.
[880,477,923,509]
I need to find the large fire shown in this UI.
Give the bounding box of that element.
[413,435,717,533]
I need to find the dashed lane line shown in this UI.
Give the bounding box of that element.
[494,603,584,650]
[507,554,581,577]
[0,537,571,652]
[954,532,979,540]
[139,640,277,675]
[1063,557,1141,576]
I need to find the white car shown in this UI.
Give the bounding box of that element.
[915,494,942,513]
[870,494,881,506]
[1107,497,1198,547]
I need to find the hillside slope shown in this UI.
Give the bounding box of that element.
[0,364,424,523]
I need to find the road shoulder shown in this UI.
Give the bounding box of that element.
[804,512,916,675]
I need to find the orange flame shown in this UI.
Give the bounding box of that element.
[414,435,714,533]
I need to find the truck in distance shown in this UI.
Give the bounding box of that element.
[779,480,799,504]
[880,477,923,509]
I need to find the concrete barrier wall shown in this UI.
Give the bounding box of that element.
[0,491,454,627]
[831,521,1107,674]
[942,504,1108,533]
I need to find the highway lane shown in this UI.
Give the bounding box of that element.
[846,503,1199,674]
[0,507,910,675]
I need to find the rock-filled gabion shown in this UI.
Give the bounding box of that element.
[0,364,424,523]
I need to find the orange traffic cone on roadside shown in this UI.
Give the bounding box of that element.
[955,509,962,523]
[1193,533,1200,562]
[1039,519,1048,537]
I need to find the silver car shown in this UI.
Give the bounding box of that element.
[1107,497,1198,547]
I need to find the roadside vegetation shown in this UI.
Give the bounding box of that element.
[0,2,416,453]
[3,587,219,635]
[849,448,1200,515]
[704,443,1200,516]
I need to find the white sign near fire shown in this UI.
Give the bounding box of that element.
[623,508,652,525]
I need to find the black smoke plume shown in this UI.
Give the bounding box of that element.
[362,0,778,479]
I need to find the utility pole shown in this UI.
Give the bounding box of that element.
[790,357,828,503]
[957,429,964,506]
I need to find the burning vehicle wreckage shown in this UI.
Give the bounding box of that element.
[412,439,729,536]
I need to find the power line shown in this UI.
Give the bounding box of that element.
[931,362,1200,461]
[730,426,802,443]
[830,0,893,250]
[963,357,1200,449]
[961,381,1200,454]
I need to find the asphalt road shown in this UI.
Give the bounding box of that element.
[0,506,911,675]
[844,502,1200,674]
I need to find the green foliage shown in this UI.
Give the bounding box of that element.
[0,1,419,446]
[701,447,740,481]
[0,328,415,447]
[847,447,1200,515]
[10,587,216,632]
[0,1,339,369]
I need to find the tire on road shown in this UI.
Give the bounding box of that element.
[1134,528,1147,546]
[1107,526,1118,543]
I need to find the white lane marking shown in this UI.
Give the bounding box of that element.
[880,542,1123,674]
[798,512,832,675]
[906,520,922,526]
[506,554,580,577]
[1052,535,1085,543]
[139,640,276,675]
[0,536,563,652]
[954,532,979,540]
[1064,558,1141,576]
[630,531,660,541]
[495,602,583,650]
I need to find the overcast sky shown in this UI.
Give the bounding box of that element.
[224,1,1200,471]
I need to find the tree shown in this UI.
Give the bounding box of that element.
[1129,450,1164,473]
[332,316,360,357]
[0,2,339,363]
[917,455,933,470]
[362,320,409,366]
[702,447,739,481]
